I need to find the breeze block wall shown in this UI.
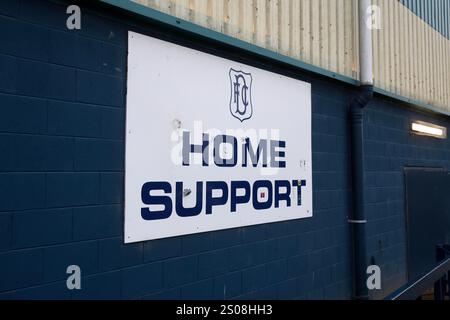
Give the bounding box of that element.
[363,96,450,299]
[0,0,449,300]
[0,0,126,299]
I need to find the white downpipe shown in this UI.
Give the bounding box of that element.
[359,0,374,86]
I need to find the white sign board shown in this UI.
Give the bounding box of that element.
[125,31,312,243]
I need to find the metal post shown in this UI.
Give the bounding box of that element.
[434,245,446,300]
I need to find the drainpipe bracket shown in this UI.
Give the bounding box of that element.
[348,219,368,224]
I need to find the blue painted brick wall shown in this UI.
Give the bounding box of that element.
[0,0,449,300]
[364,98,450,299]
[0,0,351,300]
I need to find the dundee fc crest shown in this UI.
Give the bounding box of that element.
[229,68,253,122]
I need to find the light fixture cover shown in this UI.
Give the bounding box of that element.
[411,121,447,139]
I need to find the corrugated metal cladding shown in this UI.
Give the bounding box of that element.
[400,0,450,39]
[133,0,360,79]
[133,0,450,114]
[373,0,450,112]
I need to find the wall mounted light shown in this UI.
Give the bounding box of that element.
[411,121,447,139]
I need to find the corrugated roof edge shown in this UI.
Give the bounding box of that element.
[100,0,450,118]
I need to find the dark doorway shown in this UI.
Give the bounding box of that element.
[405,167,450,280]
